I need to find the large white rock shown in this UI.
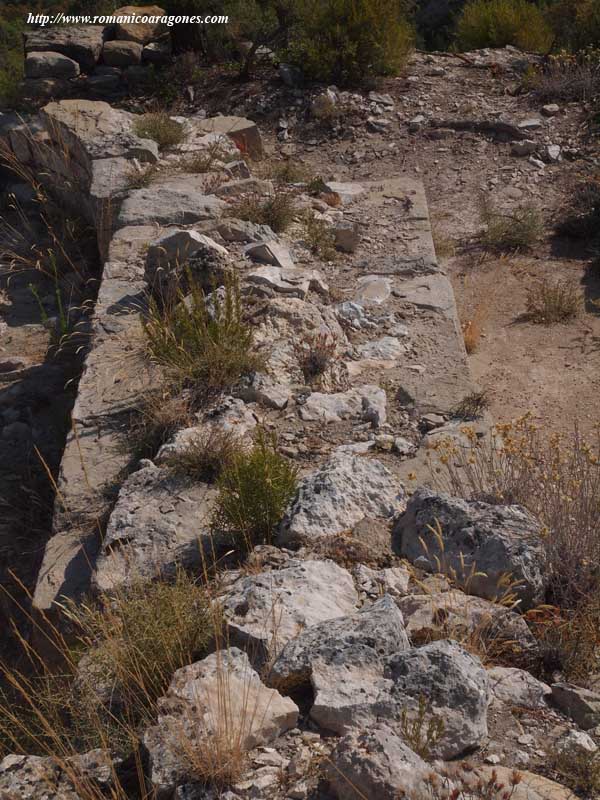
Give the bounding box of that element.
[144,648,298,798]
[326,724,437,800]
[118,176,226,226]
[93,462,219,592]
[278,454,405,546]
[269,595,410,733]
[221,559,358,664]
[299,384,387,426]
[488,666,551,709]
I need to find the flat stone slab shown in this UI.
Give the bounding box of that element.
[25,26,105,71]
[118,177,227,226]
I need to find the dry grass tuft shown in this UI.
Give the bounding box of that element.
[143,274,264,402]
[228,190,297,233]
[295,331,338,383]
[0,572,215,763]
[430,416,600,614]
[133,112,184,149]
[163,427,238,483]
[462,303,488,354]
[524,279,580,324]
[129,387,192,460]
[479,197,543,252]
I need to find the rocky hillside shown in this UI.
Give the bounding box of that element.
[0,10,599,800]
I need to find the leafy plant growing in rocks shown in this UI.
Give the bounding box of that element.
[295,331,338,383]
[133,112,185,149]
[300,211,338,261]
[213,430,299,552]
[143,274,264,402]
[400,696,445,759]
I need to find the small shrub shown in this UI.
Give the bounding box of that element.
[133,112,185,149]
[400,696,445,759]
[182,140,229,174]
[524,280,580,324]
[164,427,238,482]
[143,275,264,400]
[557,176,600,245]
[285,0,414,85]
[295,331,337,382]
[479,198,543,252]
[455,0,553,52]
[126,161,162,189]
[527,49,600,103]
[453,390,489,421]
[228,190,297,233]
[213,430,299,551]
[553,746,600,796]
[300,211,337,261]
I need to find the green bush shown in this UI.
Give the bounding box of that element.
[213,431,298,551]
[456,0,553,52]
[546,0,600,51]
[0,12,24,109]
[285,0,414,85]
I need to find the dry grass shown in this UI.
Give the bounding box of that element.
[143,274,264,402]
[181,141,230,174]
[258,158,313,185]
[432,225,457,260]
[228,190,297,233]
[0,572,215,764]
[129,387,192,460]
[424,764,522,800]
[462,302,488,354]
[295,331,338,383]
[527,50,600,102]
[399,696,445,759]
[213,430,299,553]
[126,161,162,189]
[163,427,238,483]
[133,112,185,149]
[524,279,580,324]
[300,211,337,261]
[453,390,489,421]
[552,741,600,795]
[430,416,600,612]
[479,198,543,252]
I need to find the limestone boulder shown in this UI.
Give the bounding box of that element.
[195,116,263,158]
[488,666,551,709]
[25,52,81,79]
[270,595,410,732]
[278,454,405,546]
[118,176,226,226]
[395,487,547,609]
[25,26,105,71]
[221,559,358,664]
[93,462,219,592]
[398,590,537,656]
[0,750,116,800]
[114,5,167,44]
[144,648,298,798]
[102,40,143,67]
[299,385,387,427]
[326,724,437,800]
